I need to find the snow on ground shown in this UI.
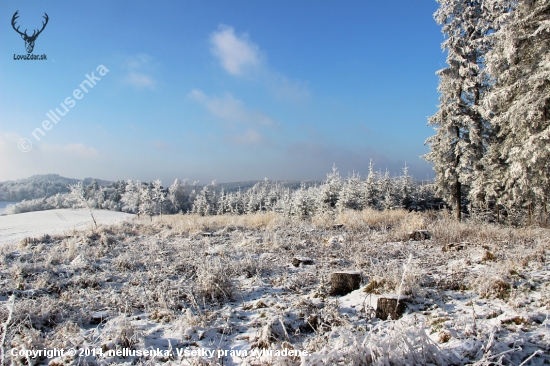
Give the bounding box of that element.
[0,213,548,365]
[0,209,134,246]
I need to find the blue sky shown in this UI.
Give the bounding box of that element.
[0,0,445,184]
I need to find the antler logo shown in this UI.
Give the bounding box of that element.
[11,11,49,54]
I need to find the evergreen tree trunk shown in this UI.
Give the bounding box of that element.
[424,0,500,221]
[544,194,548,226]
[456,181,462,222]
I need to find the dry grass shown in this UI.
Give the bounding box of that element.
[147,211,286,234]
[0,208,548,364]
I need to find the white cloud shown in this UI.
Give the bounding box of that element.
[123,53,158,90]
[189,89,276,126]
[125,72,156,90]
[209,25,309,103]
[210,25,261,76]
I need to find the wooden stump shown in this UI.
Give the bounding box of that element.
[292,256,314,267]
[90,310,110,324]
[408,230,431,241]
[330,271,361,296]
[376,295,408,320]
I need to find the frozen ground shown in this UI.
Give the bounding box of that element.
[0,211,548,365]
[0,209,134,246]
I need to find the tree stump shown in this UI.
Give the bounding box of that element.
[408,230,431,241]
[376,295,408,320]
[330,271,361,296]
[292,256,314,267]
[90,310,110,325]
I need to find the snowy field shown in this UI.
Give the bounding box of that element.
[0,209,134,246]
[0,210,548,365]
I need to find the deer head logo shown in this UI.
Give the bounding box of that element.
[11,11,49,54]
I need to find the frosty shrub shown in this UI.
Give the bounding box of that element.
[305,316,453,365]
[100,314,143,351]
[195,256,236,303]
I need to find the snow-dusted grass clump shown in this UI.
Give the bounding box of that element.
[0,209,548,365]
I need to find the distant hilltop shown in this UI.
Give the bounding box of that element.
[0,174,112,201]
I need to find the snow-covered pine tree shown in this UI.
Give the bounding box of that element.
[396,164,414,209]
[337,172,364,211]
[424,0,496,221]
[151,179,167,216]
[216,187,231,215]
[138,183,155,220]
[475,0,549,222]
[317,165,343,213]
[121,180,140,214]
[291,182,316,218]
[379,170,397,210]
[231,189,245,214]
[364,160,379,209]
[192,181,217,216]
[168,179,182,213]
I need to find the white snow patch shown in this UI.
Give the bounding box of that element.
[0,209,134,245]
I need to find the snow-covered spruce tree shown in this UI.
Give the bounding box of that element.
[265,181,282,211]
[424,0,496,221]
[291,183,317,218]
[474,0,549,222]
[396,164,415,209]
[152,179,167,216]
[120,180,140,214]
[364,160,379,209]
[138,183,155,220]
[168,178,192,213]
[230,189,246,214]
[378,170,397,210]
[317,165,343,213]
[337,172,365,211]
[192,181,217,216]
[168,179,182,213]
[244,181,267,214]
[216,187,231,215]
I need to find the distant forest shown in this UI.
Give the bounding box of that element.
[1,165,443,219]
[0,174,317,202]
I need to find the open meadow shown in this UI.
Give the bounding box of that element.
[0,209,548,365]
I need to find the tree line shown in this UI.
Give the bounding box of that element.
[4,164,443,219]
[424,0,549,223]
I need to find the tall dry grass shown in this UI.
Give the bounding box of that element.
[148,211,287,233]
